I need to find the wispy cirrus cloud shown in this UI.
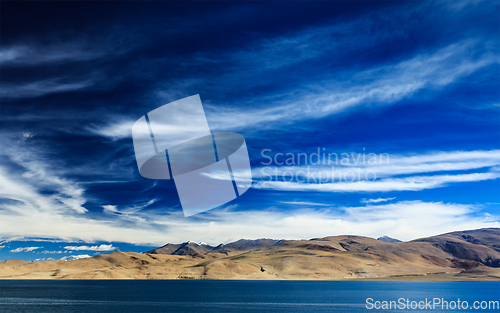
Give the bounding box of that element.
[0,43,107,67]
[206,3,416,75]
[0,34,133,100]
[41,250,65,254]
[10,247,42,253]
[0,140,88,214]
[0,133,168,244]
[255,149,500,178]
[206,40,498,131]
[0,77,98,99]
[279,201,332,207]
[60,2,497,141]
[0,22,139,67]
[0,141,163,244]
[87,119,135,139]
[249,149,500,193]
[253,172,500,193]
[91,38,498,140]
[102,199,158,217]
[361,197,396,204]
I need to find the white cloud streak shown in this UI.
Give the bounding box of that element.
[64,244,116,251]
[10,247,42,253]
[0,43,107,67]
[0,237,24,244]
[41,250,65,254]
[253,172,500,193]
[256,149,500,177]
[61,254,91,261]
[0,78,97,99]
[279,201,332,207]
[251,149,500,192]
[361,197,396,204]
[0,37,130,99]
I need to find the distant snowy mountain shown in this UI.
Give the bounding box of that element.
[377,236,402,243]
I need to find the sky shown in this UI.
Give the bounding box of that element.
[0,0,499,261]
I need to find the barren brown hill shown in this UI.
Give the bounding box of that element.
[1,228,499,281]
[412,228,500,267]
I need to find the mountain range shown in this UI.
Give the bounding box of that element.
[146,238,281,256]
[1,228,499,280]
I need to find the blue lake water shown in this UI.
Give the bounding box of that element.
[0,280,498,312]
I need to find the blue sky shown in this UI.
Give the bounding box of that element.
[0,1,499,261]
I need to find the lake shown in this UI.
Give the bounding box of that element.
[0,280,498,312]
